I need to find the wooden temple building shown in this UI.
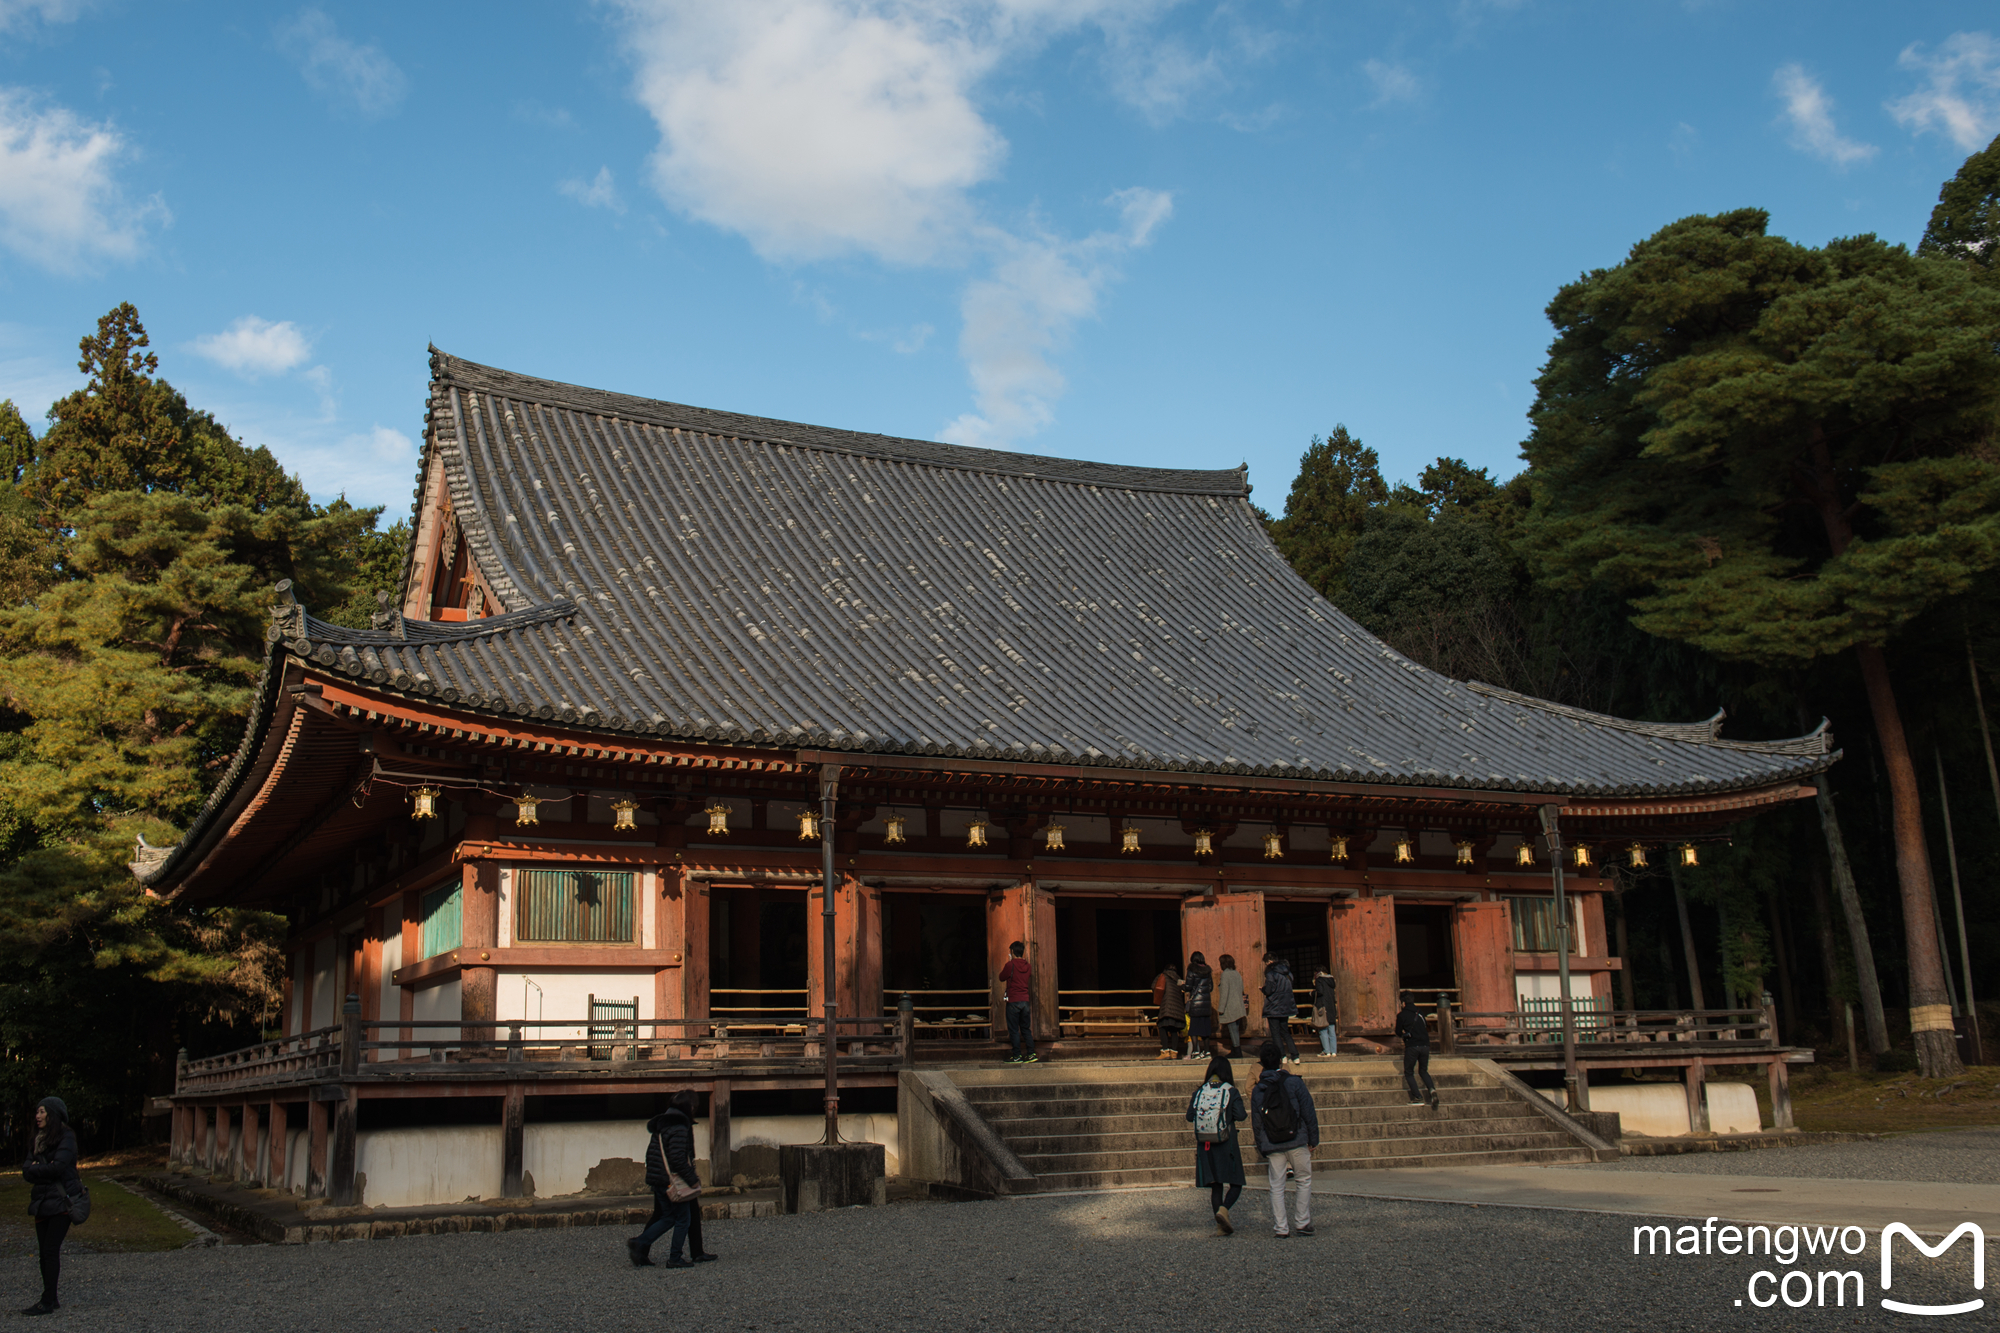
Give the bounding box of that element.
[140,350,1833,1207]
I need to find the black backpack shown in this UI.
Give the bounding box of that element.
[1259,1073,1297,1139]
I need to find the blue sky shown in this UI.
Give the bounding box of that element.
[2,2,1996,519]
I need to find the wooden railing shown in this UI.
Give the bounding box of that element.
[708,988,812,1034]
[883,989,993,1039]
[1452,1006,1773,1047]
[176,1026,343,1094]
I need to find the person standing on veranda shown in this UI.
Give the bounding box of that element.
[999,940,1038,1064]
[1250,1043,1320,1239]
[1186,1053,1246,1236]
[1184,952,1217,1060]
[1260,953,1301,1065]
[1216,954,1248,1056]
[1152,963,1186,1060]
[1311,966,1339,1059]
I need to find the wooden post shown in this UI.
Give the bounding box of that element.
[710,1080,733,1184]
[1684,1058,1709,1134]
[213,1104,231,1175]
[1767,1058,1795,1131]
[1435,992,1456,1055]
[306,1097,329,1198]
[501,1083,526,1197]
[461,860,500,1042]
[268,1101,289,1191]
[240,1102,260,1183]
[897,993,915,1069]
[328,1087,358,1206]
[169,1104,186,1164]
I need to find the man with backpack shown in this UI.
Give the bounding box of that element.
[1395,994,1439,1109]
[1250,1042,1319,1238]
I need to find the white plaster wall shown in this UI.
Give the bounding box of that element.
[497,867,513,948]
[378,931,402,1032]
[1534,1081,1758,1137]
[733,1113,899,1176]
[640,869,656,950]
[1705,1081,1762,1133]
[410,977,462,1056]
[310,937,337,1030]
[523,1119,710,1197]
[496,969,654,1042]
[356,1125,504,1208]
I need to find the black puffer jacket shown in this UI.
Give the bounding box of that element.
[23,1124,78,1218]
[1186,964,1215,1017]
[645,1108,699,1190]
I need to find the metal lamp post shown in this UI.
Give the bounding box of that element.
[1538,804,1585,1112]
[819,763,842,1144]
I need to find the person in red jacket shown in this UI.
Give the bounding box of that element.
[999,941,1037,1063]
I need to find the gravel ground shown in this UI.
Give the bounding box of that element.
[9,1188,1979,1331]
[1574,1127,2000,1184]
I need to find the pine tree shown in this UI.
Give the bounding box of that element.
[1919,131,2000,272]
[1523,209,2000,1076]
[1268,426,1389,607]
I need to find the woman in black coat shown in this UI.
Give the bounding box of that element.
[22,1095,78,1316]
[1184,1054,1246,1236]
[628,1092,710,1268]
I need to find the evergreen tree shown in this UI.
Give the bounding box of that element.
[1268,426,1388,606]
[1523,209,2000,1076]
[1919,131,2000,272]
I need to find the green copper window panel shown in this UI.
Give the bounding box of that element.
[516,868,635,944]
[419,882,462,959]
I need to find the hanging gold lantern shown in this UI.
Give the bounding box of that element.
[966,819,989,849]
[1192,828,1215,858]
[1454,839,1475,867]
[411,785,441,820]
[1679,842,1699,868]
[1394,835,1415,865]
[1043,823,1065,851]
[1329,835,1350,864]
[1626,842,1648,869]
[1263,831,1284,860]
[884,813,907,845]
[1571,843,1593,869]
[514,794,541,827]
[610,798,639,831]
[703,802,731,836]
[1120,824,1142,854]
[1515,841,1536,868]
[797,808,820,841]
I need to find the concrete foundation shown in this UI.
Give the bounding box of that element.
[779,1141,887,1213]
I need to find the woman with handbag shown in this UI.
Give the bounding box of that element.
[1184,1054,1245,1236]
[1311,966,1340,1058]
[629,1092,703,1269]
[22,1095,80,1316]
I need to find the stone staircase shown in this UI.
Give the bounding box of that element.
[944,1058,1605,1193]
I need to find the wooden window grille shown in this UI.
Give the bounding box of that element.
[1505,896,1580,954]
[419,881,462,959]
[516,868,635,944]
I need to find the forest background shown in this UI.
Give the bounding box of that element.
[3,137,1999,1141]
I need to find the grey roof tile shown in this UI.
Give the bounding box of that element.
[294,349,1835,797]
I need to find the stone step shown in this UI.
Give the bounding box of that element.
[1000,1116,1563,1158]
[1016,1127,1582,1176]
[959,1080,1491,1111]
[967,1087,1516,1116]
[980,1101,1535,1138]
[1028,1144,1596,1193]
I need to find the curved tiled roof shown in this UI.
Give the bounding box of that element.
[296,349,1832,798]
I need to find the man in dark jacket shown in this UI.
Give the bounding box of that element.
[22,1095,78,1316]
[1261,953,1300,1065]
[1249,1044,1319,1238]
[999,940,1036,1063]
[629,1094,706,1267]
[1396,995,1439,1109]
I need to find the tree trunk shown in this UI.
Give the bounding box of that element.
[1852,644,1963,1077]
[1766,895,1797,1042]
[1806,859,1848,1052]
[1670,866,1706,1011]
[1815,780,1890,1054]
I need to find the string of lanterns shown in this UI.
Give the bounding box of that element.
[405,784,1710,870]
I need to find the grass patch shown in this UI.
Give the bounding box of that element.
[0,1171,193,1253]
[1780,1061,2000,1134]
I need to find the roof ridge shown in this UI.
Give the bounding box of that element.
[302,600,578,645]
[428,347,1252,498]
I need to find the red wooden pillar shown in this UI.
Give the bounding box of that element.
[306,1097,329,1198]
[461,860,499,1039]
[1452,900,1516,1037]
[806,875,881,1028]
[1332,895,1399,1035]
[213,1105,232,1175]
[676,869,710,1037]
[986,880,1057,1039]
[267,1101,289,1191]
[240,1102,260,1183]
[1579,891,1607,959]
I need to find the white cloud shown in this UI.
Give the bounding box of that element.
[0,0,89,30]
[191,316,314,378]
[278,9,406,119]
[1773,64,1876,168]
[1363,58,1420,108]
[0,88,163,274]
[1887,32,2000,151]
[342,425,413,463]
[611,0,1180,447]
[941,188,1171,447]
[559,166,625,213]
